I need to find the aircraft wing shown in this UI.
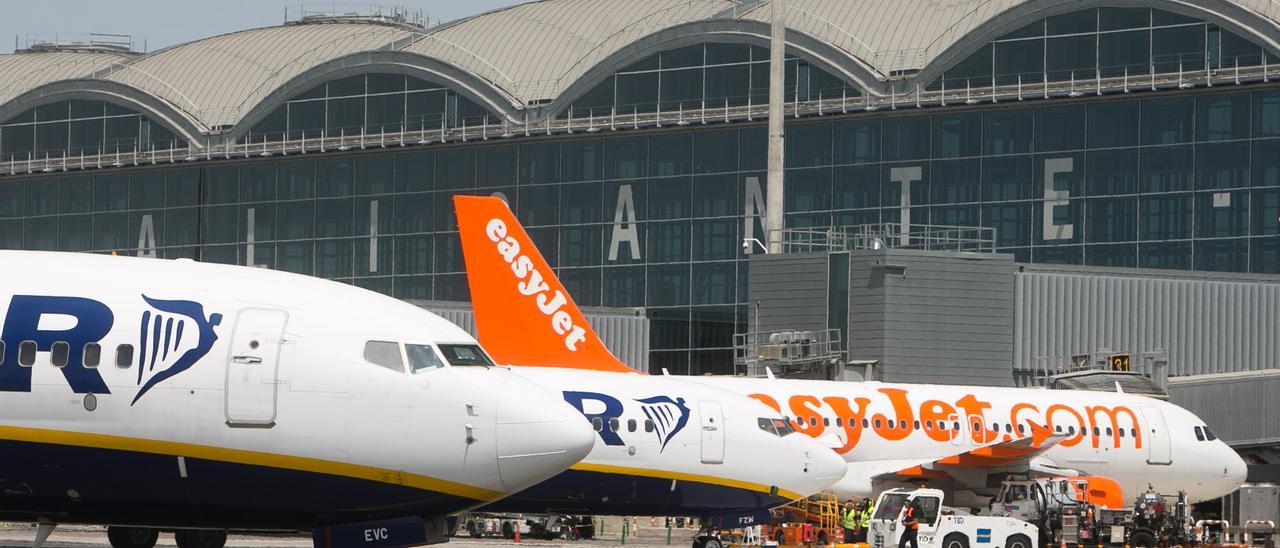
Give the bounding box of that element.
[875,425,1066,482]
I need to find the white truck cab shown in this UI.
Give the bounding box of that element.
[870,488,1039,548]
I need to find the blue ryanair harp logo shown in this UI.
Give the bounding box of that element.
[0,294,221,400]
[636,395,690,451]
[562,391,691,452]
[132,295,222,405]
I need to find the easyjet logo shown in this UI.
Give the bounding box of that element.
[750,389,1142,454]
[485,218,587,351]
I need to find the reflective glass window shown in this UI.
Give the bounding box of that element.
[1142,98,1195,145]
[932,113,981,158]
[983,110,1032,155]
[834,120,879,164]
[1035,106,1086,151]
[1198,94,1251,142]
[1088,102,1139,148]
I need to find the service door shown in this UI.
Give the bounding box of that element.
[225,308,288,427]
[699,401,725,464]
[1139,406,1173,465]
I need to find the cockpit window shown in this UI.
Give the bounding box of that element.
[774,418,795,436]
[405,344,445,373]
[758,418,778,436]
[438,344,494,366]
[363,341,404,372]
[1203,426,1218,441]
[1194,426,1206,441]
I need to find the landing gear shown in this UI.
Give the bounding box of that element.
[174,530,227,548]
[106,527,159,548]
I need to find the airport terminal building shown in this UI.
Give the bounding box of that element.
[3,0,1280,385]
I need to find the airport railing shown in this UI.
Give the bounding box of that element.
[5,59,1280,178]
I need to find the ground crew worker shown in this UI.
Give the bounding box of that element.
[898,501,920,548]
[853,500,872,543]
[842,500,859,543]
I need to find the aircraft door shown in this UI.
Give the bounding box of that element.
[1139,406,1172,465]
[699,400,725,464]
[225,308,288,427]
[947,414,964,446]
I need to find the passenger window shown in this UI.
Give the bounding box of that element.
[0,340,5,364]
[18,341,36,367]
[645,419,655,433]
[51,342,69,368]
[405,344,444,373]
[1106,427,1113,436]
[1130,428,1138,438]
[913,420,920,430]
[1119,428,1126,438]
[115,344,134,368]
[823,417,830,427]
[592,417,603,432]
[437,344,494,366]
[900,420,907,429]
[938,421,947,431]
[836,417,844,427]
[609,418,619,432]
[862,419,870,428]
[953,421,960,430]
[1092,427,1101,437]
[925,421,934,430]
[628,419,637,432]
[809,417,817,426]
[1055,425,1062,433]
[1018,424,1026,435]
[363,341,404,372]
[83,342,100,368]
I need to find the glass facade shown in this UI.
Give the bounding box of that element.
[1,8,1277,375]
[0,99,186,163]
[564,43,858,118]
[5,85,1280,374]
[933,7,1275,89]
[246,73,497,142]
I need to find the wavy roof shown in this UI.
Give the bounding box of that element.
[2,0,1278,135]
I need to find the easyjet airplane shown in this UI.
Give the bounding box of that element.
[0,251,596,548]
[450,198,847,524]
[454,195,1248,509]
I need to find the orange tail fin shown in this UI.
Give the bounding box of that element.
[454,195,639,373]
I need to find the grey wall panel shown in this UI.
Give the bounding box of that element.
[1013,269,1280,378]
[411,301,650,371]
[1169,371,1280,447]
[848,249,1016,386]
[747,252,830,335]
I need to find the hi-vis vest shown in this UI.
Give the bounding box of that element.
[841,508,859,529]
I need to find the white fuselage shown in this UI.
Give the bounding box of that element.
[0,252,593,529]
[682,377,1246,504]
[481,367,847,518]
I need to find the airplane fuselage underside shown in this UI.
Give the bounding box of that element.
[0,439,478,529]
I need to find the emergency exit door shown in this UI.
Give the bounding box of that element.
[1139,406,1172,465]
[225,308,288,427]
[699,401,725,464]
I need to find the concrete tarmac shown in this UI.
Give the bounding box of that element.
[0,523,699,548]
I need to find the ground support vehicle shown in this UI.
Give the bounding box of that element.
[761,492,845,547]
[870,488,1039,548]
[989,477,1197,547]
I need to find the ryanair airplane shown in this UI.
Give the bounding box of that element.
[0,251,596,548]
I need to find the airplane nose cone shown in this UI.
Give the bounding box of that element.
[493,373,594,493]
[1224,446,1248,490]
[791,436,848,498]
